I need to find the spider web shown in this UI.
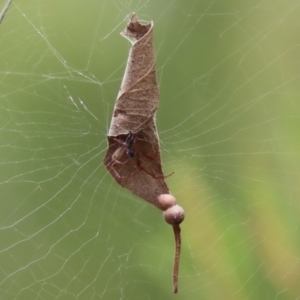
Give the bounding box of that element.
[1,1,300,299]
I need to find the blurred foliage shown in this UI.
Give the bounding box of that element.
[0,0,300,299]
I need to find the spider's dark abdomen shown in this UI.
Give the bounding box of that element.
[127,148,134,158]
[125,131,135,158]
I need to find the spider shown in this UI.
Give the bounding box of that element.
[110,131,173,180]
[112,131,135,162]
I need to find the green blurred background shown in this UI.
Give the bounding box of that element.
[0,0,300,299]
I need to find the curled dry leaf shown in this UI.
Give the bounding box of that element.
[103,13,185,293]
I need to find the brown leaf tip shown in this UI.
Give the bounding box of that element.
[123,12,152,40]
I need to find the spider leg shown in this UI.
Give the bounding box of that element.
[136,156,174,179]
[111,133,134,163]
[110,163,128,179]
[112,155,127,165]
[111,136,127,145]
[111,146,129,165]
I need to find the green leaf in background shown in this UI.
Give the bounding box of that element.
[0,1,300,299]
